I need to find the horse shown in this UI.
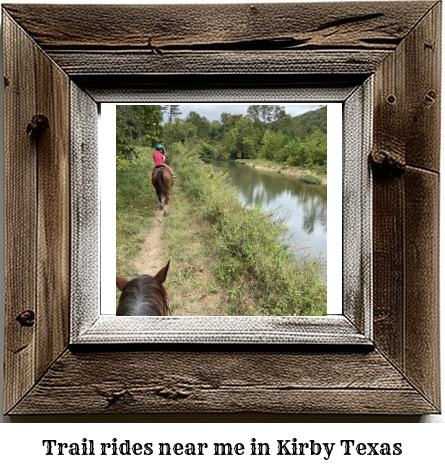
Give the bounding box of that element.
[152,163,174,216]
[116,260,171,316]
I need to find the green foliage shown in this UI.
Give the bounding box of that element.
[116,148,158,285]
[169,143,327,316]
[185,111,210,140]
[121,104,328,172]
[163,105,182,123]
[258,130,289,161]
[195,140,214,163]
[297,105,327,135]
[304,129,327,169]
[247,105,286,124]
[300,174,322,185]
[116,106,163,170]
[163,119,198,146]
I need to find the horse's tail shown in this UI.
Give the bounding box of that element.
[156,169,166,196]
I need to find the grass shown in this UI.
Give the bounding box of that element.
[162,194,226,315]
[237,158,327,183]
[116,144,327,316]
[300,174,322,185]
[116,147,159,299]
[116,145,228,315]
[170,144,327,316]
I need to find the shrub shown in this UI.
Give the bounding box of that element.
[300,174,322,185]
[169,142,327,316]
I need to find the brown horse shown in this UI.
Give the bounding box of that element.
[152,165,174,215]
[116,260,171,316]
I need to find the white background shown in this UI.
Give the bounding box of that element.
[0,0,444,460]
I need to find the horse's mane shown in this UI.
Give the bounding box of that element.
[116,275,168,316]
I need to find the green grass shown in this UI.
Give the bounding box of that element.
[170,145,327,316]
[116,147,158,288]
[162,194,226,315]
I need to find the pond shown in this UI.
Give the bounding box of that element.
[212,161,327,263]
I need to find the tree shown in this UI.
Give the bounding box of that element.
[164,105,182,124]
[116,105,163,169]
[163,119,198,146]
[185,111,210,140]
[247,105,286,124]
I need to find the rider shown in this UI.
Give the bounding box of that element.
[153,144,176,178]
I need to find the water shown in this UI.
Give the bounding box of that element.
[212,161,327,262]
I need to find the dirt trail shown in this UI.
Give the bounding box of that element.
[132,205,223,316]
[132,209,167,276]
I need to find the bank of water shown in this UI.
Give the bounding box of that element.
[212,160,327,263]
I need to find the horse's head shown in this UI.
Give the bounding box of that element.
[116,260,170,316]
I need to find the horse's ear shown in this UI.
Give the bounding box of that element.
[154,260,170,284]
[116,276,129,291]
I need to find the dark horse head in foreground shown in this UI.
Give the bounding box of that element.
[152,165,174,216]
[116,260,171,316]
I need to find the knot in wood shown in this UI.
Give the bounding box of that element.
[16,310,35,327]
[370,148,405,177]
[27,114,49,140]
[105,390,128,405]
[155,386,191,400]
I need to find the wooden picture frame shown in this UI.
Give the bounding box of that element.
[2,2,441,415]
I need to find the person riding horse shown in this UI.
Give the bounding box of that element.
[153,144,176,178]
[152,144,175,214]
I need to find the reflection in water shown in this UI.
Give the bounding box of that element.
[213,161,327,261]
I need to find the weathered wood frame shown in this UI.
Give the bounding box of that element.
[2,2,441,415]
[72,83,373,345]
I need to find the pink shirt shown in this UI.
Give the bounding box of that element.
[153,151,165,166]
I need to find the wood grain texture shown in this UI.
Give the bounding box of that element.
[372,1,441,172]
[74,316,370,346]
[372,3,441,411]
[342,81,372,336]
[3,11,71,412]
[9,349,437,415]
[2,2,435,50]
[35,37,70,382]
[404,2,441,172]
[404,168,440,408]
[78,75,363,104]
[2,2,441,416]
[372,175,405,367]
[3,13,38,414]
[46,50,390,76]
[70,83,99,338]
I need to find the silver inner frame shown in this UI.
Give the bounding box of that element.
[70,80,373,345]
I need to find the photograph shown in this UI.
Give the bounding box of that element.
[115,104,330,317]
